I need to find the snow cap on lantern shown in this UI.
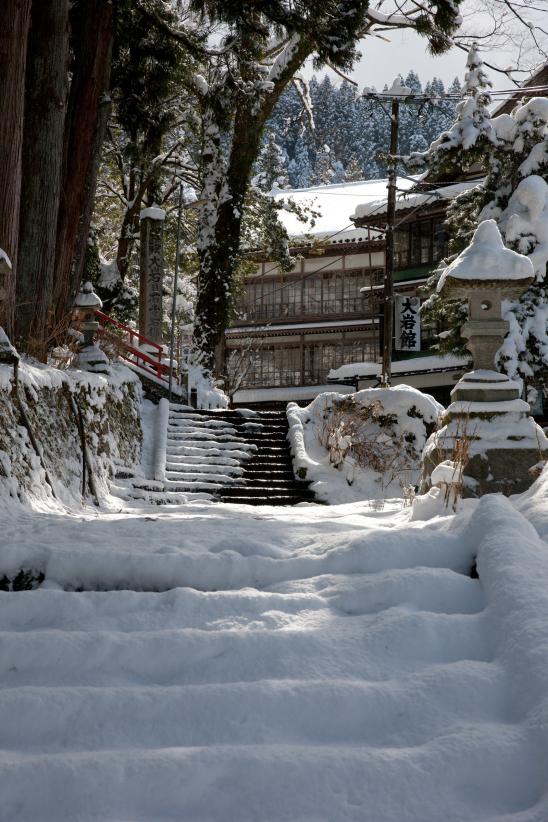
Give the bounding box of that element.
[74,281,103,310]
[437,219,534,298]
[436,220,534,371]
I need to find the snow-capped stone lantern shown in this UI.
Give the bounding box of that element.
[73,282,109,374]
[421,220,548,497]
[436,220,534,371]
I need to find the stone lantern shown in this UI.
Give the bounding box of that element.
[422,220,548,496]
[73,282,109,374]
[436,220,534,370]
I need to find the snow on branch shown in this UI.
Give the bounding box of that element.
[267,34,301,84]
[293,75,315,134]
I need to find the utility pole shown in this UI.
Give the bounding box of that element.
[362,79,447,386]
[167,194,207,404]
[382,93,400,387]
[168,184,184,404]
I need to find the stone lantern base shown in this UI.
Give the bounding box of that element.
[422,369,548,497]
[76,344,110,375]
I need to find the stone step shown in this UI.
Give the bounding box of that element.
[242,470,296,481]
[164,479,224,492]
[218,494,315,506]
[220,484,316,498]
[162,407,314,507]
[165,470,240,483]
[166,439,256,451]
[165,458,243,471]
[243,433,288,441]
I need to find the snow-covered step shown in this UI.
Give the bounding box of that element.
[166,439,255,451]
[3,733,541,822]
[0,663,511,752]
[165,462,244,476]
[166,454,242,467]
[165,470,239,484]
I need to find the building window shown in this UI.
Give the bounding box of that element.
[410,220,431,265]
[433,220,450,262]
[234,267,384,324]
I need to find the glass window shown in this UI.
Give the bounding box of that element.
[410,220,432,265]
[433,220,450,262]
[322,272,343,314]
[394,226,409,268]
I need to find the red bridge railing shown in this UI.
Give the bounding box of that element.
[96,310,177,386]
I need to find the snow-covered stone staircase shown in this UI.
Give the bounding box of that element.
[164,406,316,506]
[2,498,546,820]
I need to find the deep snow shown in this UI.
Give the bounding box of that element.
[2,475,548,820]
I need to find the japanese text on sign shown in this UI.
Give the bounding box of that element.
[395,295,421,352]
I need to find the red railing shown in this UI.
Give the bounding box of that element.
[96,310,176,385]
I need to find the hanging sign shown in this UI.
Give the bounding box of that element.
[395,295,421,351]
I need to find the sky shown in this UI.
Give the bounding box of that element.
[312,3,548,94]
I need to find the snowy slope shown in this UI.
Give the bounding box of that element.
[1,492,548,820]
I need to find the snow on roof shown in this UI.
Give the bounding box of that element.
[227,318,377,335]
[437,219,534,292]
[233,383,355,404]
[352,179,481,222]
[328,354,469,381]
[273,177,417,241]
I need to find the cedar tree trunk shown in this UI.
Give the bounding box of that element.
[0,0,31,336]
[16,0,70,354]
[52,0,114,331]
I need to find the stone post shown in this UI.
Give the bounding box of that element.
[139,205,166,344]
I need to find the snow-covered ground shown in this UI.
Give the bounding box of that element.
[2,476,548,820]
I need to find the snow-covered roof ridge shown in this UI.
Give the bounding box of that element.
[352,179,481,222]
[274,177,417,240]
[328,354,469,381]
[437,219,534,292]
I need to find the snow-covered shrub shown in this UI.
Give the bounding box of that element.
[287,386,443,504]
[187,364,228,410]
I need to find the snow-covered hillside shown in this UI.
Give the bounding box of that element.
[2,473,548,820]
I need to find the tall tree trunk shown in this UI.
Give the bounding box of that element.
[16,0,70,355]
[194,106,262,371]
[52,0,114,332]
[71,41,113,293]
[193,37,311,372]
[0,0,31,337]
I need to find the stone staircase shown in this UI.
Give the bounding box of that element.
[109,459,188,506]
[164,406,316,506]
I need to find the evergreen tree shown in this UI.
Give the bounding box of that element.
[345,154,364,182]
[408,44,495,180]
[312,144,334,185]
[255,133,289,191]
[417,45,548,389]
[288,137,313,188]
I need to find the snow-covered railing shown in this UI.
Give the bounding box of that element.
[96,310,179,388]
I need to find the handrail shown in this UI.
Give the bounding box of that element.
[96,310,164,357]
[96,311,178,386]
